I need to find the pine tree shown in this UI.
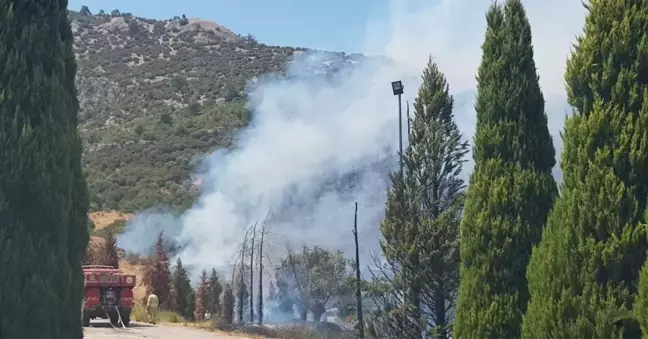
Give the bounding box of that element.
[523,1,648,337]
[223,283,235,325]
[194,269,209,321]
[171,257,195,320]
[378,57,467,339]
[0,1,89,337]
[453,1,557,338]
[207,268,223,315]
[142,232,171,307]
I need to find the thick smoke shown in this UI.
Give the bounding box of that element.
[118,0,587,283]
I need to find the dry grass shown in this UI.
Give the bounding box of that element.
[89,235,105,247]
[88,211,133,230]
[119,259,147,302]
[131,304,186,324]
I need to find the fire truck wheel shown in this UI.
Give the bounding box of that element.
[109,312,119,326]
[121,313,131,327]
[82,313,91,327]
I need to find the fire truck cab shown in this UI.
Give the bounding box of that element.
[82,265,136,327]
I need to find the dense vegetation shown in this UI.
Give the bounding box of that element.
[0,0,89,337]
[8,0,648,338]
[453,1,557,338]
[85,2,648,338]
[523,0,648,337]
[370,57,467,339]
[69,8,360,212]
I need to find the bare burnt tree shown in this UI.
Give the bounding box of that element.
[353,202,365,338]
[236,225,254,323]
[249,221,257,323]
[257,210,271,325]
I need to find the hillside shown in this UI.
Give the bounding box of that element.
[71,9,363,212]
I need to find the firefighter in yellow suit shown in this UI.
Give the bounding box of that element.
[146,293,159,324]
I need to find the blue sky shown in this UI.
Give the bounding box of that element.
[67,0,390,53]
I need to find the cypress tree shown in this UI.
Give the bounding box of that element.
[97,231,119,268]
[453,0,557,337]
[523,1,648,337]
[0,1,89,338]
[636,264,648,336]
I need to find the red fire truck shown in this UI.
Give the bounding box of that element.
[82,265,136,327]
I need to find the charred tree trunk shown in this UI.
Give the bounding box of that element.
[249,222,257,323]
[435,290,447,339]
[299,306,307,321]
[237,228,251,324]
[312,303,326,322]
[257,220,266,325]
[353,202,365,338]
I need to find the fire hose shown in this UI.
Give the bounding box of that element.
[108,306,154,339]
[82,301,152,337]
[106,306,128,330]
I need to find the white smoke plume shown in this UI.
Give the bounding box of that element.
[118,0,587,282]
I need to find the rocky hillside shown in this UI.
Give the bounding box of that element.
[71,9,363,212]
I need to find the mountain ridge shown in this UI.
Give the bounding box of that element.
[70,9,366,212]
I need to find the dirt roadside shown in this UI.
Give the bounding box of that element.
[83,320,253,339]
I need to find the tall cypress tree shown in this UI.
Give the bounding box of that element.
[0,1,89,338]
[523,1,648,337]
[453,0,557,338]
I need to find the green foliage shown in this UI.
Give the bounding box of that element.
[64,10,310,212]
[453,1,557,338]
[636,256,648,335]
[375,58,467,339]
[94,231,120,268]
[523,0,648,337]
[206,268,223,314]
[274,246,354,322]
[131,303,185,323]
[171,257,196,320]
[222,283,235,325]
[0,1,90,337]
[142,232,171,307]
[92,219,126,239]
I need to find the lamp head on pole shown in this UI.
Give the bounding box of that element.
[391,80,404,95]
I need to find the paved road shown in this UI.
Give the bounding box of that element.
[83,320,250,339]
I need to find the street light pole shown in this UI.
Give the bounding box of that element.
[406,100,411,137]
[398,93,403,174]
[391,80,407,332]
[391,81,404,176]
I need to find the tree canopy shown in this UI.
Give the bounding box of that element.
[523,0,648,337]
[454,0,557,337]
[0,0,89,337]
